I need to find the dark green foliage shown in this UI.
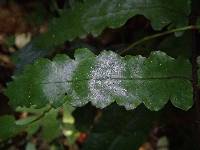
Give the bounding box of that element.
[82,104,161,150]
[0,116,23,141]
[15,0,191,69]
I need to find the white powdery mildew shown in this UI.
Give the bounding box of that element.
[131,55,145,78]
[42,59,77,103]
[89,51,128,108]
[70,90,89,107]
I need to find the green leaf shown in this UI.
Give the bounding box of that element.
[40,109,61,142]
[17,107,61,142]
[38,0,190,47]
[16,105,48,114]
[15,116,38,126]
[15,0,191,69]
[0,107,61,142]
[0,115,23,141]
[82,104,161,150]
[6,48,193,111]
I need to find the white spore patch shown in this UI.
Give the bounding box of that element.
[42,59,77,103]
[89,51,128,108]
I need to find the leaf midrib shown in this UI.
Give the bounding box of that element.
[40,76,191,84]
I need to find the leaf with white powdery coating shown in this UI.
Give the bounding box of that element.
[5,48,193,111]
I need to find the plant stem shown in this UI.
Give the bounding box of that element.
[27,105,52,125]
[190,15,200,147]
[120,25,200,54]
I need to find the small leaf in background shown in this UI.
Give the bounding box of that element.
[0,115,23,141]
[40,109,61,142]
[16,106,61,142]
[15,106,61,141]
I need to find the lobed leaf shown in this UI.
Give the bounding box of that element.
[5,48,193,111]
[15,0,191,70]
[38,0,191,47]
